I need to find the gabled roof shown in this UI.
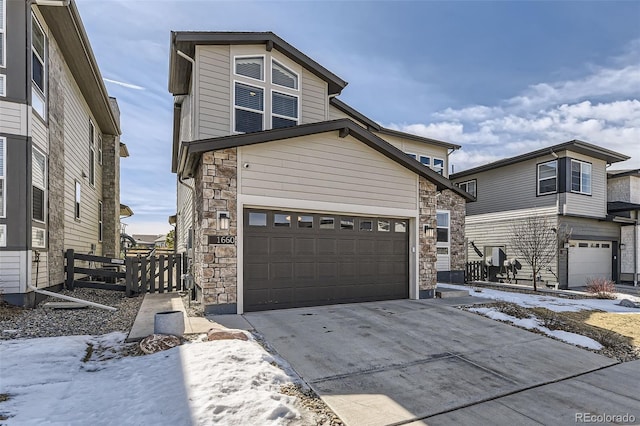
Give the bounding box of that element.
[329,98,460,150]
[169,31,348,96]
[451,140,630,179]
[178,119,474,201]
[38,1,120,135]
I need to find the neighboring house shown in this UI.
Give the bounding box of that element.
[0,0,125,305]
[450,141,632,289]
[169,31,473,314]
[607,169,640,285]
[131,234,167,249]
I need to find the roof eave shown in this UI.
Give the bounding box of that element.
[38,1,120,135]
[169,31,347,96]
[179,119,474,201]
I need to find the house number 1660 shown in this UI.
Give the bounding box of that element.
[209,235,235,245]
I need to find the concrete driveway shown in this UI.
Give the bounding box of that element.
[245,299,637,426]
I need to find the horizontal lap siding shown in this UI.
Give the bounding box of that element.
[31,251,48,288]
[465,208,558,282]
[563,152,607,218]
[197,45,231,139]
[0,101,27,135]
[31,114,48,153]
[301,70,327,124]
[458,155,557,216]
[59,41,102,255]
[176,181,193,253]
[328,105,368,128]
[241,133,417,210]
[378,134,450,176]
[0,251,25,293]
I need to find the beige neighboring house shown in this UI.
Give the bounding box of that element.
[450,141,634,289]
[169,31,473,314]
[0,0,127,306]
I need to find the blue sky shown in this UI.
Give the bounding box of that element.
[75,0,640,235]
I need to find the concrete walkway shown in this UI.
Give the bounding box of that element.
[126,293,217,342]
[246,299,632,426]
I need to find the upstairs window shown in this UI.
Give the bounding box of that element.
[457,179,477,197]
[272,60,298,89]
[272,91,298,129]
[419,156,430,166]
[537,160,557,195]
[32,147,46,223]
[235,56,264,81]
[98,134,103,165]
[89,121,95,186]
[98,201,103,242]
[0,0,5,68]
[405,152,417,160]
[433,158,444,175]
[31,14,46,118]
[571,160,591,195]
[234,82,264,133]
[0,137,5,218]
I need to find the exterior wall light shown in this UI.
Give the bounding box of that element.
[217,211,230,230]
[620,243,626,250]
[423,224,435,238]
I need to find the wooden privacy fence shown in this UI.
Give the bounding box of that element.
[65,249,127,291]
[65,249,186,297]
[465,260,487,283]
[124,253,187,297]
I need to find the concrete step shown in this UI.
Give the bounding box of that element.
[42,301,88,309]
[436,288,469,298]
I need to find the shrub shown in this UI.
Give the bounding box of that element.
[585,277,617,299]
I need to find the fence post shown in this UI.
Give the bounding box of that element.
[149,256,156,293]
[65,249,75,290]
[158,255,165,293]
[167,254,174,292]
[125,257,133,297]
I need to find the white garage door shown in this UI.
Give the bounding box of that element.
[568,240,612,288]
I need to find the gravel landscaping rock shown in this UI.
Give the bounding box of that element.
[0,288,143,340]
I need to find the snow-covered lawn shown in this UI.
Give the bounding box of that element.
[439,283,640,353]
[0,332,311,425]
[439,283,640,313]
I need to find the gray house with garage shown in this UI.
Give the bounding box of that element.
[450,141,634,289]
[169,31,473,314]
[0,0,126,306]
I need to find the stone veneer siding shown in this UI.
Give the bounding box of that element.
[419,177,438,296]
[101,133,120,257]
[46,35,66,286]
[437,188,467,282]
[194,148,238,313]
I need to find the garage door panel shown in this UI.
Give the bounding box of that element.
[271,237,294,255]
[244,209,409,312]
[568,240,612,288]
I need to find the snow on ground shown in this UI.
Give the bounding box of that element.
[439,283,640,313]
[469,307,603,350]
[0,332,308,426]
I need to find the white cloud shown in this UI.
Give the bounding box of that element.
[386,40,640,172]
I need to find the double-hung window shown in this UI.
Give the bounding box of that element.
[233,55,299,133]
[89,121,95,186]
[98,134,103,165]
[98,201,103,242]
[457,179,477,197]
[0,137,5,217]
[537,160,557,195]
[0,0,5,97]
[32,147,46,223]
[571,160,591,194]
[31,14,46,118]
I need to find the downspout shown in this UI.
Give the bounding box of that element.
[27,281,117,311]
[447,147,458,176]
[635,214,638,286]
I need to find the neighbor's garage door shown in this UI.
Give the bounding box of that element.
[244,209,409,312]
[568,240,612,288]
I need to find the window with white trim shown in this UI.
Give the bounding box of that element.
[31,13,47,118]
[436,211,449,243]
[457,179,476,197]
[0,137,4,218]
[235,56,264,81]
[419,155,430,166]
[0,0,5,68]
[405,152,417,160]
[571,159,591,195]
[234,82,264,133]
[32,147,46,223]
[75,181,81,220]
[32,227,45,248]
[537,160,557,195]
[272,60,298,89]
[98,134,103,165]
[433,158,444,175]
[0,74,5,97]
[89,121,95,186]
[98,200,103,242]
[0,224,6,247]
[233,56,299,133]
